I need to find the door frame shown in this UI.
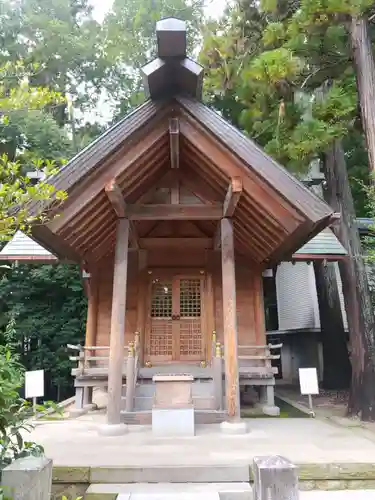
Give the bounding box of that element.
[144,268,211,364]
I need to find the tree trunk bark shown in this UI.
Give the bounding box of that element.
[323,139,375,419]
[313,260,351,390]
[350,15,375,174]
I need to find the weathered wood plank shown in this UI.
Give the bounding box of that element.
[223,177,243,217]
[107,218,130,425]
[221,217,240,419]
[126,204,223,220]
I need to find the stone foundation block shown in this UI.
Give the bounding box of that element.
[1,456,52,500]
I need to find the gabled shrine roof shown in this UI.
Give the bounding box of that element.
[25,18,339,267]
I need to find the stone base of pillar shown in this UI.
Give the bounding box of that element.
[98,423,128,436]
[84,403,98,412]
[262,405,280,417]
[220,420,248,435]
[69,408,87,418]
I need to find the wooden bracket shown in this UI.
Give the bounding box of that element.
[169,118,179,169]
[329,212,341,225]
[105,180,126,217]
[105,180,139,249]
[223,177,243,217]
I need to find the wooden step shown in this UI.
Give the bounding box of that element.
[121,410,227,425]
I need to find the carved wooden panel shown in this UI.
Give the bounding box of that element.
[179,278,203,360]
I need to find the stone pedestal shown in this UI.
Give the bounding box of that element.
[152,374,195,437]
[152,407,195,436]
[1,456,52,500]
[253,455,299,500]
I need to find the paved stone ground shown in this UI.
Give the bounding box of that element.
[301,492,375,499]
[29,411,375,467]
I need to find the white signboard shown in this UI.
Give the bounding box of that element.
[25,370,44,399]
[299,368,319,395]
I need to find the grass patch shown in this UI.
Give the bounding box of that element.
[240,397,309,418]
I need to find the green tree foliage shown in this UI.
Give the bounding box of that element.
[201,0,372,205]
[0,0,102,124]
[0,265,87,401]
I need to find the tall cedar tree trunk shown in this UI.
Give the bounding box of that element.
[313,261,351,389]
[324,140,375,419]
[350,15,375,174]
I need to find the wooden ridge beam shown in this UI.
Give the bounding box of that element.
[169,117,179,169]
[105,180,139,249]
[223,177,243,217]
[126,203,223,220]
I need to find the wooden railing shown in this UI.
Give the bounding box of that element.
[238,343,283,374]
[67,344,114,376]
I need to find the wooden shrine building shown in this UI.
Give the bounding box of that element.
[25,18,337,432]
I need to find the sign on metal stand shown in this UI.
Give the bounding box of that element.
[25,370,44,414]
[299,367,319,417]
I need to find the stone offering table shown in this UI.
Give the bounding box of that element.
[152,374,195,436]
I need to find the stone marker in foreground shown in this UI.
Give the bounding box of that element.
[253,455,299,500]
[1,455,52,500]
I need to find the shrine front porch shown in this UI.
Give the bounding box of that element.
[69,334,281,423]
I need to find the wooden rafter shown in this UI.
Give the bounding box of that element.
[169,117,179,169]
[125,203,223,220]
[223,177,243,217]
[104,180,139,249]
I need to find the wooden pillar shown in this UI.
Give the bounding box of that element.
[84,273,98,351]
[107,218,130,425]
[136,250,147,365]
[221,217,240,420]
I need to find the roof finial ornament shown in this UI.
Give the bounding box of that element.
[141,17,203,101]
[156,18,187,59]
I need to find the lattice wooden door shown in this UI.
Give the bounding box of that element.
[146,275,204,362]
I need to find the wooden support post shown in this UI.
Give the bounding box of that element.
[221,218,240,420]
[83,274,98,408]
[137,250,147,365]
[106,218,130,430]
[84,273,98,355]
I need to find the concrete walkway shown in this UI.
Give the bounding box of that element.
[30,412,375,466]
